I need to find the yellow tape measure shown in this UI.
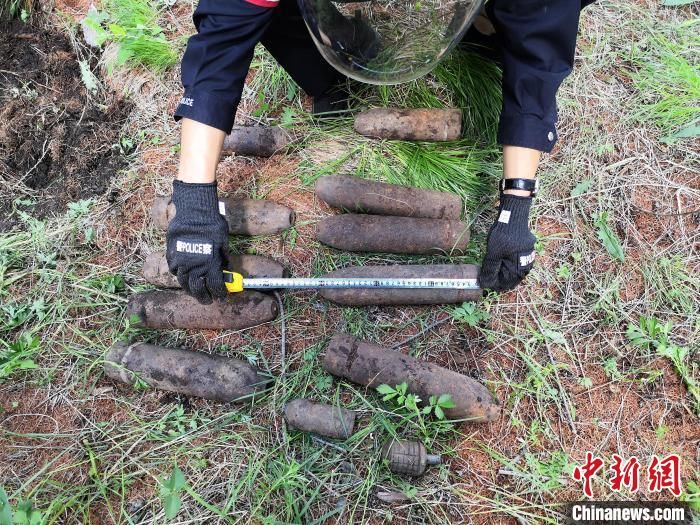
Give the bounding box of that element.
[223,271,244,293]
[223,271,479,293]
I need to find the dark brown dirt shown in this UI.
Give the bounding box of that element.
[0,20,130,231]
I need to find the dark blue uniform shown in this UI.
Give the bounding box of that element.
[175,0,596,153]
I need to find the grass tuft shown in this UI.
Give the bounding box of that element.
[627,20,700,138]
[84,0,181,72]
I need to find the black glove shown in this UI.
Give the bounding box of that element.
[479,194,536,292]
[166,180,229,304]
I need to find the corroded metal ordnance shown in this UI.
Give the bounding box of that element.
[126,290,278,330]
[316,214,470,255]
[284,399,356,439]
[151,195,295,235]
[324,333,500,422]
[105,342,272,402]
[142,251,288,289]
[319,264,481,306]
[382,439,441,476]
[222,126,292,157]
[315,175,462,219]
[354,108,462,141]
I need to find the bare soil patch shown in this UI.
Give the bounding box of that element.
[0,20,131,231]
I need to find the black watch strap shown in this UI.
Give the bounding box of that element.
[500,178,539,196]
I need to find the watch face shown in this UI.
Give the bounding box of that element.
[298,0,484,85]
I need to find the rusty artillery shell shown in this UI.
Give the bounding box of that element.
[142,251,288,289]
[126,290,278,330]
[315,175,462,220]
[319,264,481,306]
[284,399,356,439]
[324,333,500,422]
[354,108,461,142]
[151,195,295,235]
[222,125,292,157]
[316,214,469,255]
[105,342,271,401]
[382,440,441,476]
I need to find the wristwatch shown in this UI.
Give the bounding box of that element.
[500,178,539,197]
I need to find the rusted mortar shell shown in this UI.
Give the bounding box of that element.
[222,125,292,157]
[382,439,441,476]
[324,333,500,422]
[319,264,481,306]
[316,214,470,255]
[151,195,295,235]
[142,251,288,289]
[284,398,356,439]
[354,108,462,142]
[105,342,272,402]
[315,175,462,220]
[126,290,278,330]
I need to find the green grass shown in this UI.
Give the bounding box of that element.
[627,19,700,139]
[247,47,301,120]
[0,0,31,20]
[83,0,180,72]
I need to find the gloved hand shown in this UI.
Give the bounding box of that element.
[166,180,229,304]
[479,194,536,292]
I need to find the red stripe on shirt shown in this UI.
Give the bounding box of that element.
[244,0,279,8]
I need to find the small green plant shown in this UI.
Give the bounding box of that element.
[12,501,43,525]
[628,23,700,140]
[315,374,333,392]
[450,302,490,327]
[153,404,208,438]
[626,317,672,349]
[0,333,39,381]
[378,382,420,412]
[556,264,571,279]
[593,212,625,262]
[681,480,700,512]
[655,424,670,440]
[377,382,455,420]
[0,0,31,20]
[160,466,186,520]
[0,487,43,525]
[571,178,593,197]
[578,376,593,389]
[84,0,179,71]
[603,357,623,382]
[0,486,11,525]
[627,317,699,414]
[66,199,94,220]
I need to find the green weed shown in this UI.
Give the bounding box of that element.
[0,0,31,20]
[0,333,39,381]
[248,48,299,120]
[628,20,700,139]
[160,466,186,519]
[593,211,625,263]
[641,256,700,317]
[450,301,490,327]
[84,0,180,71]
[627,316,699,414]
[377,382,456,421]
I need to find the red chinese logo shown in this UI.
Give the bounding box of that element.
[648,454,681,497]
[573,453,682,497]
[609,454,640,493]
[573,452,604,498]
